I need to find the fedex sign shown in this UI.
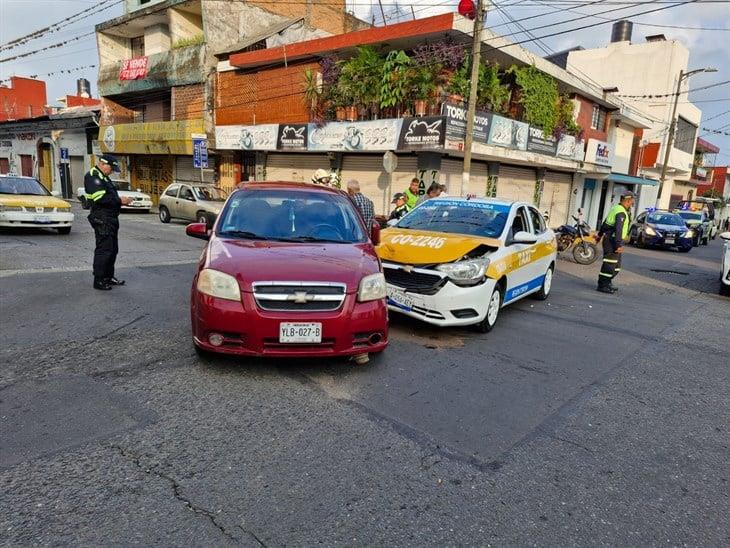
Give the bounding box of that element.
[584,138,613,167]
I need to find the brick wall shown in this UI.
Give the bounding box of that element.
[99,97,135,125]
[172,84,204,120]
[215,62,318,126]
[575,96,609,143]
[248,0,351,35]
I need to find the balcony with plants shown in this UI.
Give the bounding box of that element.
[301,41,583,141]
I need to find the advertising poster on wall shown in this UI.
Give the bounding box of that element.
[398,116,445,150]
[584,138,613,167]
[488,115,528,151]
[215,124,278,151]
[442,103,492,150]
[277,124,308,150]
[308,119,403,151]
[556,134,585,161]
[526,126,558,156]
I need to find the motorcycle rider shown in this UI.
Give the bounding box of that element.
[85,155,129,290]
[596,191,635,294]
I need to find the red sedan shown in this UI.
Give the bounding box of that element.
[187,182,388,362]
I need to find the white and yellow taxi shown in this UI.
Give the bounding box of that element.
[0,175,74,234]
[377,197,557,331]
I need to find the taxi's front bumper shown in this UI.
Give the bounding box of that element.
[383,262,495,326]
[0,210,74,228]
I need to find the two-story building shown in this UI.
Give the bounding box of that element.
[213,12,651,226]
[563,22,705,211]
[94,0,365,202]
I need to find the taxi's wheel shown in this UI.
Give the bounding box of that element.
[159,206,171,223]
[532,265,554,301]
[476,285,503,333]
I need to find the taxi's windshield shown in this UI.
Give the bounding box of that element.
[0,177,50,196]
[194,186,227,201]
[217,189,367,243]
[648,213,685,226]
[397,199,509,238]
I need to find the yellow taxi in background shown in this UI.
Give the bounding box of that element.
[0,175,74,234]
[377,197,557,332]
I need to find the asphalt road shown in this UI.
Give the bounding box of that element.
[1,203,728,546]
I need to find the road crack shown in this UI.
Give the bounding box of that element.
[548,435,594,454]
[109,444,265,545]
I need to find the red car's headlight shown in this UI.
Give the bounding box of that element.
[197,269,241,301]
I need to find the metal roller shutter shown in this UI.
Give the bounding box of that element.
[175,155,217,185]
[265,153,329,183]
[497,165,535,204]
[540,171,573,227]
[437,159,488,197]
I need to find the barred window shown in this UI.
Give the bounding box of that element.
[674,117,697,154]
[590,105,607,131]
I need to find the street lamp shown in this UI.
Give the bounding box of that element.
[656,67,717,206]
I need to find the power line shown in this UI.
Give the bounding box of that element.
[616,80,730,99]
[702,109,730,123]
[0,32,95,64]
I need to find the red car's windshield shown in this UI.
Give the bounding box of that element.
[217,188,367,243]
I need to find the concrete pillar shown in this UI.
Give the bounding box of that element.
[534,167,546,206]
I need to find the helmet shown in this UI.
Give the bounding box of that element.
[312,168,331,184]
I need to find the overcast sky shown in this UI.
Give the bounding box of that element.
[1,0,728,164]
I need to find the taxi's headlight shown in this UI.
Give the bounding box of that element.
[197,269,241,301]
[358,272,387,302]
[0,205,23,212]
[437,258,490,285]
[645,226,657,236]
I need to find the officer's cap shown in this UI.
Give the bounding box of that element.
[99,154,121,172]
[620,191,636,200]
[392,192,406,203]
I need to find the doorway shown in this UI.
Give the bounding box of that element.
[20,155,33,177]
[596,180,610,223]
[38,143,53,190]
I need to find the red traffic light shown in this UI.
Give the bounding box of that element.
[458,0,477,19]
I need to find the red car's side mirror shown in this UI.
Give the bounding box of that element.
[186,222,210,241]
[370,222,381,246]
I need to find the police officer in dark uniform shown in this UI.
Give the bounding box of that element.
[596,191,635,294]
[85,155,129,290]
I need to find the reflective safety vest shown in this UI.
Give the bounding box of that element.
[604,203,630,240]
[404,188,419,210]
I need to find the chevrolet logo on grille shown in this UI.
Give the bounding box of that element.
[288,291,314,304]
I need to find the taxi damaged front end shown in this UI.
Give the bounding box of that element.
[382,243,499,326]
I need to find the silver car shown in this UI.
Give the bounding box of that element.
[158,183,227,224]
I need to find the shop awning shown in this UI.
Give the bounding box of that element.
[606,172,658,186]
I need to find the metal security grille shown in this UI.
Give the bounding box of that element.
[383,265,446,295]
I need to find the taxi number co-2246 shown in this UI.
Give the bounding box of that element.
[388,235,447,248]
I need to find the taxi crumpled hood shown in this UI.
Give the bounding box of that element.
[0,194,70,209]
[377,228,500,265]
[205,237,380,292]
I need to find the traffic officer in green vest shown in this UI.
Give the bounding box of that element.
[596,191,635,294]
[84,155,131,290]
[404,178,421,210]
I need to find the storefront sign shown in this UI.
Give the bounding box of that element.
[398,117,445,150]
[215,124,278,151]
[488,115,528,151]
[585,138,613,167]
[442,102,492,148]
[98,119,204,155]
[277,124,308,150]
[308,119,403,151]
[526,126,558,156]
[119,57,149,81]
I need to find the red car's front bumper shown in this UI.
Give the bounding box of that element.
[191,290,388,358]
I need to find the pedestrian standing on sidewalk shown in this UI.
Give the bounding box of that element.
[346,179,375,231]
[596,191,635,294]
[404,178,421,210]
[85,155,130,290]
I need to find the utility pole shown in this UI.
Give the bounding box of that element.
[461,0,484,197]
[656,69,683,206]
[656,66,716,206]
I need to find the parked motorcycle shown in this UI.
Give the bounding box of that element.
[555,210,599,265]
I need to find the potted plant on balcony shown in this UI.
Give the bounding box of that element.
[445,56,471,104]
[476,61,510,114]
[303,68,322,122]
[380,50,412,118]
[411,65,438,117]
[338,46,384,121]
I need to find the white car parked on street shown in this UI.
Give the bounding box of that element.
[720,231,730,296]
[77,185,152,212]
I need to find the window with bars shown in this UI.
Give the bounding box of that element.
[130,35,145,58]
[674,117,697,155]
[590,105,606,131]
